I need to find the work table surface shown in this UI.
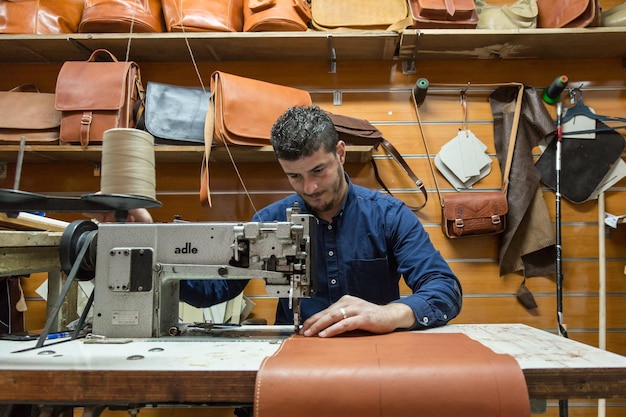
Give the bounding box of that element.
[1,324,625,405]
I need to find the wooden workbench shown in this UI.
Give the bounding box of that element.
[0,323,625,408]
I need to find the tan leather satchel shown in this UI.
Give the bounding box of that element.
[78,0,165,33]
[210,71,312,146]
[0,0,84,34]
[200,71,312,206]
[55,49,143,148]
[408,0,479,28]
[536,0,600,27]
[0,85,61,144]
[244,0,312,31]
[161,0,244,32]
[311,0,410,31]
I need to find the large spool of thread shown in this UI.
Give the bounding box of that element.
[101,128,156,200]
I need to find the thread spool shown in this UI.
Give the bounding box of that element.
[412,78,429,107]
[542,75,568,105]
[101,128,156,201]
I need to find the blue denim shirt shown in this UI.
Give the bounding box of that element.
[180,175,462,329]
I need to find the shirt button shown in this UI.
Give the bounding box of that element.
[328,250,334,256]
[422,317,429,324]
[330,279,337,285]
[327,225,332,230]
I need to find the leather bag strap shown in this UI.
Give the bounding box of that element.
[412,82,524,208]
[378,138,427,211]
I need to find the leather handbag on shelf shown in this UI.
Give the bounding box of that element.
[161,0,244,32]
[328,112,427,211]
[0,0,84,34]
[0,84,61,144]
[243,0,312,31]
[78,0,165,33]
[412,82,524,238]
[310,0,410,31]
[536,0,600,27]
[55,49,144,148]
[200,71,312,206]
[601,2,626,27]
[137,81,210,145]
[408,0,479,28]
[475,0,538,29]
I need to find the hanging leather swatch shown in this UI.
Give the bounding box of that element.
[535,120,625,203]
[255,332,531,417]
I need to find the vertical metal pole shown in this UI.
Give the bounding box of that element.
[555,102,569,417]
[598,192,606,417]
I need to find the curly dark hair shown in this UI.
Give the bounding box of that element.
[270,105,338,160]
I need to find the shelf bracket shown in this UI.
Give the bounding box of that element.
[333,90,342,106]
[67,37,94,59]
[399,30,422,75]
[327,35,337,74]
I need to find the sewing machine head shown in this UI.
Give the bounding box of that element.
[61,206,316,338]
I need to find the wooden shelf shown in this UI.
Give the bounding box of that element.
[1,28,626,64]
[399,28,626,61]
[0,31,398,63]
[0,145,373,164]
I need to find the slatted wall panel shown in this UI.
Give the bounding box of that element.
[1,51,625,417]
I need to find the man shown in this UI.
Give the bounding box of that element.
[181,105,462,337]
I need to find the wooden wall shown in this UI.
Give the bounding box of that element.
[2,3,626,416]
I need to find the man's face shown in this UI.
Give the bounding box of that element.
[278,141,347,220]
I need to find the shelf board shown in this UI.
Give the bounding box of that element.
[400,28,626,60]
[0,145,373,164]
[1,28,626,64]
[0,31,398,63]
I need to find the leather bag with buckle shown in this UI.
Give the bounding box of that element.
[55,49,144,148]
[161,0,244,32]
[413,82,524,238]
[78,0,165,33]
[0,84,61,144]
[408,0,479,28]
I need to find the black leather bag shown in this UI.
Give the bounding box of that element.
[138,81,211,145]
[535,120,625,203]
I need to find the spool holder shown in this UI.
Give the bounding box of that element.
[0,188,161,221]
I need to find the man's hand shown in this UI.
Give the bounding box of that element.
[300,295,417,338]
[85,208,153,223]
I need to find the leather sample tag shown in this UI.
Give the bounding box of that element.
[254,332,530,417]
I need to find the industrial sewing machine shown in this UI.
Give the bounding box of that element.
[59,205,316,338]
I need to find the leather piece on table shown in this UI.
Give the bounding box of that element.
[254,332,530,417]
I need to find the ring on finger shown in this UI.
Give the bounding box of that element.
[339,307,347,320]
